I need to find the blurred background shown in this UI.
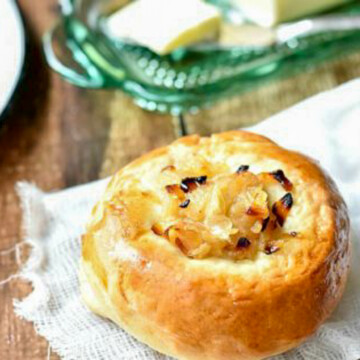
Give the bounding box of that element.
[1,0,360,358]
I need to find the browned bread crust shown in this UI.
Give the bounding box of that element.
[80,131,350,360]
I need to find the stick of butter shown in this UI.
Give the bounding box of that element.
[106,0,221,55]
[234,0,352,26]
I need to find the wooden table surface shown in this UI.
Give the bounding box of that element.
[1,1,360,359]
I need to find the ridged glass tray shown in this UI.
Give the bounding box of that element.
[44,0,360,114]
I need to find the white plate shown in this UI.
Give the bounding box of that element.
[0,0,25,120]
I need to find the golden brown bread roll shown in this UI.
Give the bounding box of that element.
[80,131,351,360]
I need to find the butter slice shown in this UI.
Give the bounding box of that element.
[234,0,352,26]
[107,0,221,55]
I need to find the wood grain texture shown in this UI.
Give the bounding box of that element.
[0,2,174,359]
[186,52,360,135]
[0,1,360,359]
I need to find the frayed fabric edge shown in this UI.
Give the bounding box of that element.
[11,182,89,360]
[13,182,50,318]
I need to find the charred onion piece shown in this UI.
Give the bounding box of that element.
[264,245,279,255]
[272,193,293,227]
[236,237,251,249]
[165,184,185,200]
[270,170,293,191]
[261,217,270,232]
[196,176,207,184]
[180,176,207,193]
[236,165,250,174]
[179,199,190,208]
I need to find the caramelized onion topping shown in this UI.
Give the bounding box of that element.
[179,199,190,208]
[246,206,266,217]
[180,176,207,193]
[108,202,124,213]
[264,245,279,255]
[165,184,185,200]
[164,226,171,238]
[269,219,278,231]
[261,217,270,232]
[161,165,176,172]
[161,167,296,260]
[151,224,164,236]
[236,237,251,249]
[236,165,250,174]
[175,238,188,256]
[270,170,293,191]
[272,193,293,227]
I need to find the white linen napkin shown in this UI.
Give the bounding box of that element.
[13,80,360,360]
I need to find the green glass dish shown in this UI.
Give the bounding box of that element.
[44,0,360,114]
